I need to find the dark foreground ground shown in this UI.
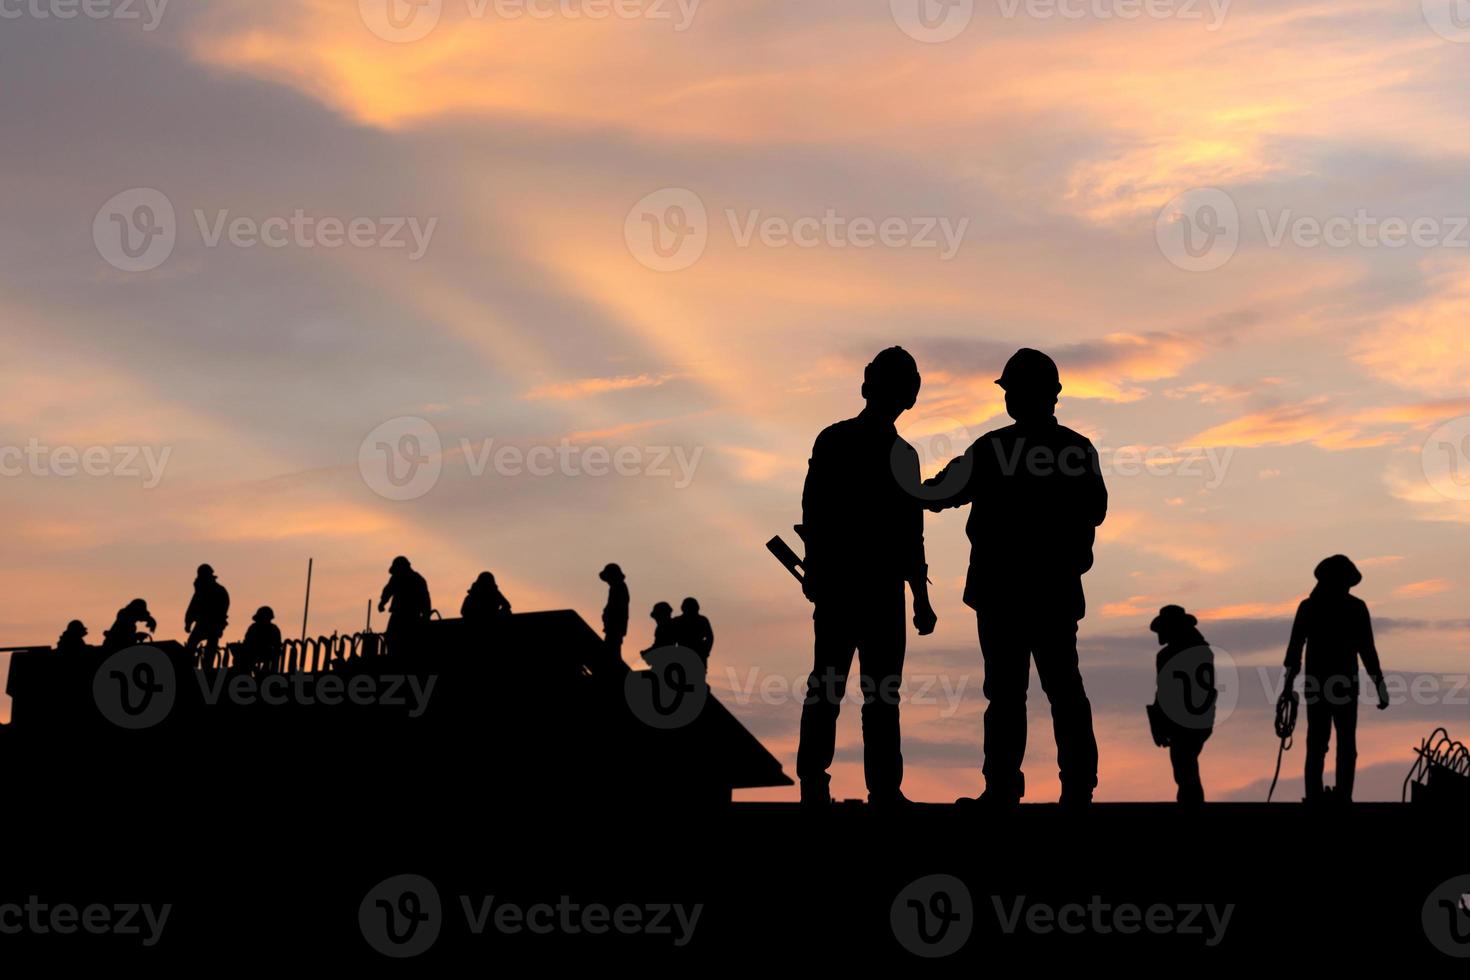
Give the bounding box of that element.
[2,800,1464,967]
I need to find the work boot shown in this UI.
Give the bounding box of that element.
[1058,786,1093,807]
[800,782,832,809]
[868,791,912,809]
[956,790,1020,810]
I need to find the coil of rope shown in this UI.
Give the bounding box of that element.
[1267,687,1300,803]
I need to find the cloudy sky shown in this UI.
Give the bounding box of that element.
[3,0,1470,802]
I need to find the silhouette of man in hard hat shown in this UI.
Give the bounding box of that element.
[56,620,89,656]
[185,563,231,669]
[461,572,512,628]
[379,556,432,654]
[242,606,282,675]
[797,346,936,808]
[1283,555,1389,804]
[599,563,630,657]
[673,597,714,665]
[926,348,1106,806]
[102,599,157,654]
[1148,605,1215,805]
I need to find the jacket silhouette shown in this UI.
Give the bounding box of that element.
[926,348,1105,805]
[1148,605,1215,804]
[56,620,89,655]
[102,599,157,654]
[644,601,679,654]
[379,556,432,653]
[1284,555,1389,802]
[796,346,935,807]
[185,563,230,668]
[673,597,714,664]
[461,572,512,628]
[241,607,282,674]
[600,563,630,655]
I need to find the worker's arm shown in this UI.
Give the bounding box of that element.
[1081,439,1108,529]
[378,581,393,613]
[897,444,937,636]
[922,441,979,512]
[1283,600,1308,686]
[1360,603,1389,710]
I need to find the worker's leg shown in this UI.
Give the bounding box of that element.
[797,602,857,802]
[1303,678,1332,799]
[1032,613,1099,799]
[855,585,907,801]
[1169,731,1207,804]
[977,608,1030,800]
[1333,680,1359,801]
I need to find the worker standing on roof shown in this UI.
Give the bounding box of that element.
[796,346,936,809]
[185,563,230,670]
[599,563,630,657]
[379,556,432,654]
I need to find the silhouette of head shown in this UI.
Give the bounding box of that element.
[599,563,625,583]
[681,597,700,615]
[124,598,149,614]
[473,571,497,590]
[196,563,216,580]
[996,348,1061,422]
[62,620,87,638]
[390,556,412,574]
[253,606,275,623]
[651,601,673,622]
[1149,605,1199,645]
[861,347,921,421]
[1314,554,1362,592]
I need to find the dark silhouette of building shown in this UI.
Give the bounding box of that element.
[379,556,432,652]
[461,571,512,629]
[673,597,714,664]
[599,562,630,657]
[185,563,230,669]
[1284,555,1389,803]
[925,348,1105,806]
[796,346,935,807]
[1148,605,1215,804]
[101,598,157,654]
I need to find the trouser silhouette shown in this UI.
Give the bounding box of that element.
[1168,730,1210,804]
[187,626,224,669]
[976,604,1098,798]
[797,585,906,799]
[1304,674,1358,799]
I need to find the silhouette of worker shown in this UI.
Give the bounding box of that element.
[925,348,1106,806]
[673,597,714,665]
[599,563,630,656]
[796,346,936,808]
[101,599,157,653]
[643,601,680,654]
[379,556,433,654]
[461,571,512,629]
[241,606,282,675]
[1147,605,1215,805]
[56,620,89,655]
[1283,555,1389,804]
[185,563,231,670]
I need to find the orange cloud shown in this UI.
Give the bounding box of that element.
[1393,579,1453,600]
[525,374,677,400]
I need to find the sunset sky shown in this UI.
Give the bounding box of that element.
[3,0,1470,802]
